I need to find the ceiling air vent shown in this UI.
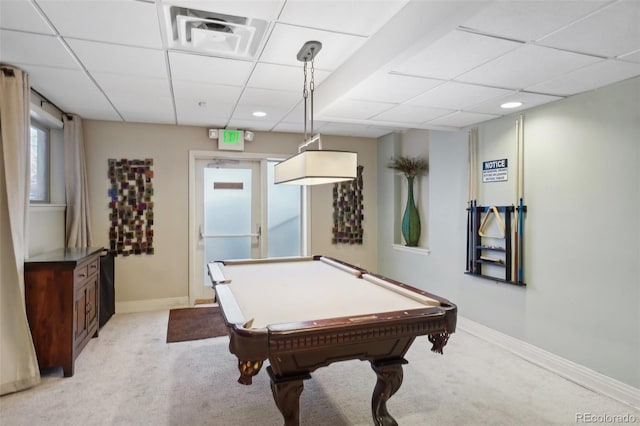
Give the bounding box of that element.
[164,6,268,59]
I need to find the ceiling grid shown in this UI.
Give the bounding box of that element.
[0,0,638,136]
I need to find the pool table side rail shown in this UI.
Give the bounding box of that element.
[218,255,369,275]
[365,272,457,332]
[218,256,314,266]
[315,255,368,276]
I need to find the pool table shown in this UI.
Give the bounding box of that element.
[207,256,457,426]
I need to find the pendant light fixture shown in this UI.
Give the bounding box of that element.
[274,41,357,185]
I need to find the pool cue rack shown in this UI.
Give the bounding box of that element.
[465,203,526,286]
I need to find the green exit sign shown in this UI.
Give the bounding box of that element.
[218,129,244,151]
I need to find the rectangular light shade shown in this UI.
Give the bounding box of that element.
[274,150,358,185]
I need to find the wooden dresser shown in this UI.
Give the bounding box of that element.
[24,247,102,377]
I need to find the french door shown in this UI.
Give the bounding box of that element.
[189,152,303,304]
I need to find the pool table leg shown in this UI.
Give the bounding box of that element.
[267,367,311,426]
[370,358,408,426]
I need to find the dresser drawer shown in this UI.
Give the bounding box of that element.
[75,264,89,283]
[75,257,99,284]
[87,257,99,278]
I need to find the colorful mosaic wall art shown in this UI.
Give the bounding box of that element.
[332,165,364,245]
[107,158,154,256]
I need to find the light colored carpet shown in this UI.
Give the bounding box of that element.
[1,310,637,425]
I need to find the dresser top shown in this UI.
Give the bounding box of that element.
[25,247,104,264]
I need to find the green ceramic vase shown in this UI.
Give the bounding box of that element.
[402,176,421,247]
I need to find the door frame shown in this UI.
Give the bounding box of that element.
[188,150,311,305]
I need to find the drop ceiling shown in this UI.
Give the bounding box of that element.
[1,0,639,138]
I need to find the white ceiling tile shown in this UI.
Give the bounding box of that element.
[226,118,276,132]
[537,1,640,58]
[18,64,120,119]
[237,88,301,108]
[118,110,175,125]
[247,62,330,92]
[92,73,171,99]
[372,104,454,124]
[457,44,602,89]
[321,99,394,120]
[320,122,394,138]
[169,52,253,86]
[232,104,292,122]
[162,0,285,21]
[347,73,443,103]
[408,81,512,110]
[108,94,173,115]
[259,23,366,70]
[278,0,408,36]
[109,96,175,125]
[37,0,163,48]
[174,97,233,126]
[426,111,499,128]
[279,101,321,127]
[66,39,167,78]
[176,114,229,128]
[0,30,77,69]
[271,122,305,134]
[361,127,396,138]
[460,1,608,42]
[527,59,640,96]
[392,30,521,80]
[172,80,243,104]
[619,50,640,64]
[467,91,562,115]
[0,0,55,34]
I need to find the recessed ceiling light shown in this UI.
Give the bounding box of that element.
[197,101,207,108]
[252,111,267,117]
[501,101,523,109]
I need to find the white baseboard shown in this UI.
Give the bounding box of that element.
[115,297,189,314]
[458,317,640,411]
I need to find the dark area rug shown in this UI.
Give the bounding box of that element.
[166,306,228,343]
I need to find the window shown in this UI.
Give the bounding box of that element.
[29,122,50,203]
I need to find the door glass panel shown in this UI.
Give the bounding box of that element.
[203,167,252,273]
[206,236,252,262]
[267,161,301,257]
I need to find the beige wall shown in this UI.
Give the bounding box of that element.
[307,135,378,271]
[83,121,378,308]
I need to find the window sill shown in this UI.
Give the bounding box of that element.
[392,244,431,256]
[29,204,66,212]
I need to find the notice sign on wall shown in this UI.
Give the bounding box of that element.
[482,159,508,182]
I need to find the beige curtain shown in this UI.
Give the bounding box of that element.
[64,114,92,248]
[0,65,40,395]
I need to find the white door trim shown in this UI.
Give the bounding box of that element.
[188,150,301,305]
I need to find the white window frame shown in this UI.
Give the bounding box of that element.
[29,120,50,204]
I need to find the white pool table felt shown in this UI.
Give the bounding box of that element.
[217,258,440,329]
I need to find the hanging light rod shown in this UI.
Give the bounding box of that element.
[274,41,358,186]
